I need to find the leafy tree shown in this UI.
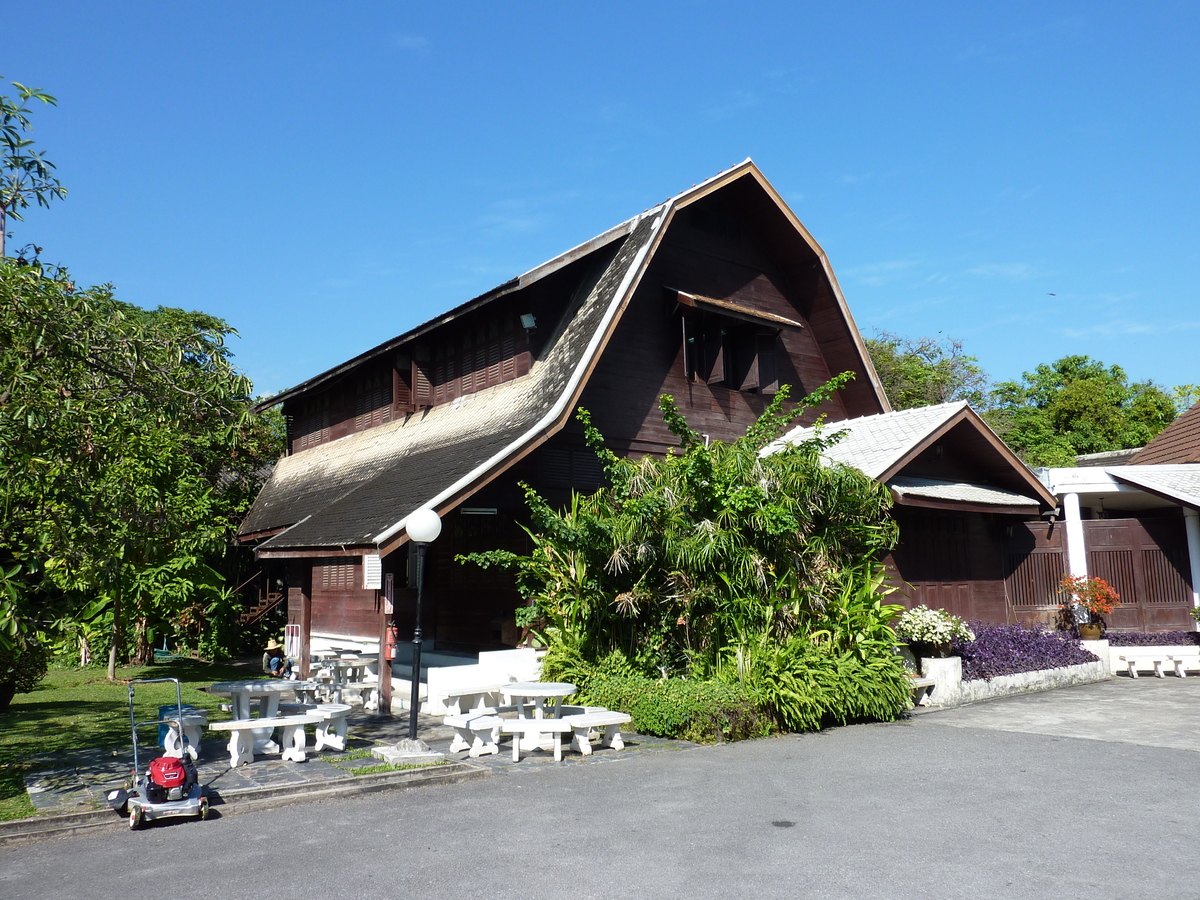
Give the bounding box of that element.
[0,259,280,682]
[864,330,989,410]
[989,355,1177,466]
[1,78,66,258]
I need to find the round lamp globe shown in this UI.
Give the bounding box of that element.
[407,508,442,544]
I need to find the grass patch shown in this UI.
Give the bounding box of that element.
[0,658,257,820]
[338,759,445,776]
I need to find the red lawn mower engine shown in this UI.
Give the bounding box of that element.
[146,755,197,803]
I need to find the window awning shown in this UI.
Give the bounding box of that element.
[887,476,1042,515]
[671,289,804,332]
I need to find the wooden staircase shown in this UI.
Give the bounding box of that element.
[240,587,285,625]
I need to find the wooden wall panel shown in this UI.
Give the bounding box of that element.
[1005,516,1194,632]
[887,509,1014,625]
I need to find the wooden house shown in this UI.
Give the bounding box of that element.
[237,160,1055,678]
[772,402,1057,622]
[1026,401,1200,631]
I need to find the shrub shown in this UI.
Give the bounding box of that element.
[953,623,1098,681]
[895,606,975,646]
[0,637,50,711]
[1106,631,1200,647]
[740,638,912,733]
[541,645,772,742]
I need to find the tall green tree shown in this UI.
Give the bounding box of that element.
[989,355,1177,466]
[0,259,279,687]
[864,331,989,410]
[1,78,66,258]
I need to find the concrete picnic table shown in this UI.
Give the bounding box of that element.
[500,682,577,753]
[207,679,316,753]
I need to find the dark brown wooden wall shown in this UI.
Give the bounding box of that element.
[578,202,867,455]
[1004,516,1193,631]
[308,559,381,636]
[885,509,1012,624]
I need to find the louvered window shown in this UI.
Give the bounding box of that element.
[354,370,393,431]
[411,314,530,409]
[319,561,358,590]
[683,315,779,394]
[294,397,331,451]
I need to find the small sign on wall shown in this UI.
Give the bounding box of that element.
[362,553,382,590]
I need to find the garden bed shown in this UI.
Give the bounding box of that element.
[919,656,1110,708]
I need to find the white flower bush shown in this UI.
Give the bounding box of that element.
[895,605,975,645]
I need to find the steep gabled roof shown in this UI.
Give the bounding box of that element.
[244,208,666,554]
[241,160,891,555]
[767,401,1054,511]
[1131,401,1200,465]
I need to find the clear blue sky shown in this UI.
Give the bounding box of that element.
[7,2,1198,399]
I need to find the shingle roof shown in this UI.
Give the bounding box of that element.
[1131,401,1200,465]
[1109,465,1200,508]
[888,476,1041,508]
[767,402,970,478]
[766,401,1049,508]
[243,209,666,550]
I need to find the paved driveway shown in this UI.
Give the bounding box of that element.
[5,677,1199,900]
[920,674,1200,752]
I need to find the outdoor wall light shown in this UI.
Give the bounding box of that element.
[406,507,441,740]
[520,313,537,332]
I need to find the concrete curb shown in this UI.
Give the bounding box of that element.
[0,760,491,846]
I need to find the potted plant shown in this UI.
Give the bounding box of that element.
[1058,575,1119,640]
[895,605,975,659]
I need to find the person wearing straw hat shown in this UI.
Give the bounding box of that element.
[263,638,292,678]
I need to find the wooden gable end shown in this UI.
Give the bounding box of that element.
[576,184,875,456]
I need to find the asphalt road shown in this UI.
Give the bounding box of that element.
[6,679,1199,900]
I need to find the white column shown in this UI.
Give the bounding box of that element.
[1184,508,1200,626]
[1063,492,1088,578]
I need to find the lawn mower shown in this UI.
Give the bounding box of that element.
[105,677,208,830]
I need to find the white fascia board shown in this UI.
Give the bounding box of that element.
[370,208,666,547]
[1039,467,1135,496]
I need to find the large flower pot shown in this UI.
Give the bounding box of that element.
[1079,624,1102,641]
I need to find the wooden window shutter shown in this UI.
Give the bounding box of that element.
[413,348,433,407]
[757,333,778,394]
[704,322,726,385]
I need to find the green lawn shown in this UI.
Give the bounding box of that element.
[0,658,254,820]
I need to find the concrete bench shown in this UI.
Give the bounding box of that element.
[562,711,631,755]
[909,676,936,706]
[161,712,209,759]
[209,714,323,766]
[1118,654,1170,678]
[441,685,505,716]
[445,713,505,758]
[278,701,353,751]
[499,718,574,762]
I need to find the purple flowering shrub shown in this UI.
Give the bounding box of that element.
[951,622,1099,681]
[1106,631,1200,646]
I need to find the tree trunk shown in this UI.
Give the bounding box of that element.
[132,616,152,666]
[79,633,91,668]
[107,594,121,681]
[0,680,15,712]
